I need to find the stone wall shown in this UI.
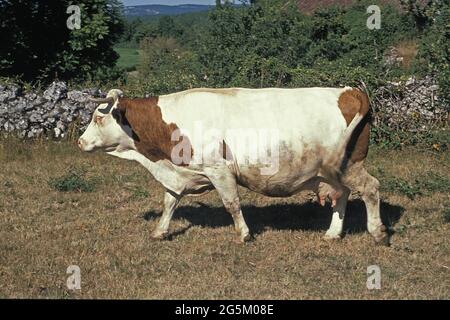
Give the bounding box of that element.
[371,76,448,133]
[0,78,447,140]
[0,82,100,139]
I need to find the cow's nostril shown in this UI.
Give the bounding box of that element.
[77,139,83,148]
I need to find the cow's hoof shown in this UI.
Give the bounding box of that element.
[151,230,168,241]
[323,232,342,241]
[372,226,390,246]
[235,233,253,244]
[373,232,390,246]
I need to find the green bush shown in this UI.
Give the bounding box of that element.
[411,0,450,108]
[49,167,96,193]
[130,187,150,200]
[381,171,450,199]
[444,208,450,223]
[130,37,201,95]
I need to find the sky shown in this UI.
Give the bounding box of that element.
[121,0,216,6]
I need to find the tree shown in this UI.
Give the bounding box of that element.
[137,37,200,94]
[199,0,312,87]
[0,0,124,82]
[157,16,183,39]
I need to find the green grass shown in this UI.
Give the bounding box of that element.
[114,47,140,71]
[48,166,96,193]
[444,207,450,223]
[377,170,450,200]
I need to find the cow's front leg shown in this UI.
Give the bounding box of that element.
[206,169,251,243]
[151,190,180,240]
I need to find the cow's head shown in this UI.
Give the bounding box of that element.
[78,89,134,152]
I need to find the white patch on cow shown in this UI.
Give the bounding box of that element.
[158,87,349,149]
[325,211,344,239]
[107,149,186,194]
[157,87,352,195]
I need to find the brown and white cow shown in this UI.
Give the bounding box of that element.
[78,87,388,245]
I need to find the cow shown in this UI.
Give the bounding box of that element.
[78,87,389,245]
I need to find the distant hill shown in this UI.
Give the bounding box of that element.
[123,4,214,17]
[296,0,429,13]
[123,1,430,18]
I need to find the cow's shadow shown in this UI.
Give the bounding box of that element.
[143,199,404,238]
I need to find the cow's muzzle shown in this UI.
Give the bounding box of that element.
[77,138,87,151]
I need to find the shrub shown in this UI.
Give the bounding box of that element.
[134,37,201,95]
[130,187,150,200]
[49,167,96,193]
[444,208,450,223]
[410,0,450,107]
[381,172,450,199]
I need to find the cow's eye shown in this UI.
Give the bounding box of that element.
[94,116,104,125]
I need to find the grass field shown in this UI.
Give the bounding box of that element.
[0,139,449,299]
[114,47,140,71]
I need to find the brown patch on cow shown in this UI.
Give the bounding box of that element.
[338,88,370,163]
[115,97,193,165]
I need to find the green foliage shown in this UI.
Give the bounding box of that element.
[114,47,140,71]
[411,0,450,107]
[196,0,418,88]
[130,187,150,200]
[383,177,423,199]
[0,0,125,83]
[134,37,200,95]
[49,167,96,193]
[157,16,183,38]
[419,172,450,194]
[381,172,450,199]
[118,11,209,50]
[444,208,450,223]
[198,0,308,87]
[371,123,449,151]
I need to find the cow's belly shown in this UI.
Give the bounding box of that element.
[235,150,323,197]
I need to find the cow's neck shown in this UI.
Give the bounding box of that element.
[106,149,185,194]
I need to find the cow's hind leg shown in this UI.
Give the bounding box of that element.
[205,169,251,243]
[151,190,180,240]
[361,172,389,245]
[344,163,389,245]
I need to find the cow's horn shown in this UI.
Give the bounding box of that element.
[88,97,115,104]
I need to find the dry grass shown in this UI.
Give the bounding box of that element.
[0,138,449,299]
[396,40,418,69]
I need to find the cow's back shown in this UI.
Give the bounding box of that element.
[158,87,351,150]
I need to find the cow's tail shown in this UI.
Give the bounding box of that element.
[321,88,370,185]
